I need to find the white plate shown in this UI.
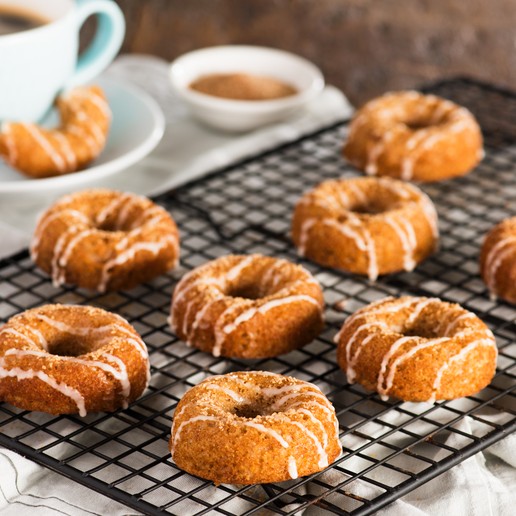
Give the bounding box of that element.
[0,77,165,194]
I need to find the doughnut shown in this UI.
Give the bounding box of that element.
[335,296,497,402]
[0,85,111,179]
[170,371,341,484]
[343,91,483,182]
[480,217,516,304]
[170,254,324,358]
[31,189,180,292]
[292,177,438,280]
[0,304,149,415]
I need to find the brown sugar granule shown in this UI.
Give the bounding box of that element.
[189,73,298,101]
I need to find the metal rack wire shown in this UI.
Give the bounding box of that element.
[0,77,515,515]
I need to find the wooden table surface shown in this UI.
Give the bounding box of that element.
[109,0,516,106]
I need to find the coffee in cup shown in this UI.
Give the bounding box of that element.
[0,0,125,122]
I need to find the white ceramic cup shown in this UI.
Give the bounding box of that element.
[0,0,125,122]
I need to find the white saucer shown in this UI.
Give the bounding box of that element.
[0,78,165,194]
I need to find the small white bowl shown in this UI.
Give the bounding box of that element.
[169,45,325,132]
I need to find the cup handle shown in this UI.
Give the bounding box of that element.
[65,0,125,89]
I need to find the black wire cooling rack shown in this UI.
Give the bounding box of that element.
[0,77,515,515]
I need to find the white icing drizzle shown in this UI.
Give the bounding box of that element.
[97,236,177,292]
[172,415,219,452]
[376,336,416,398]
[261,260,286,291]
[243,421,290,448]
[343,321,389,382]
[222,295,321,336]
[282,417,328,468]
[406,297,438,326]
[0,359,86,416]
[114,214,165,251]
[31,209,89,260]
[55,228,96,286]
[377,177,411,199]
[430,338,496,403]
[116,196,142,228]
[420,193,439,239]
[24,326,49,350]
[75,110,105,146]
[4,349,131,408]
[400,130,429,181]
[335,188,350,208]
[443,312,476,337]
[95,194,131,226]
[345,297,417,328]
[226,256,256,282]
[0,328,38,349]
[380,337,450,399]
[288,400,336,425]
[297,407,329,448]
[264,386,331,412]
[32,313,148,360]
[23,124,66,172]
[297,218,317,256]
[365,129,397,176]
[347,333,378,383]
[484,236,516,295]
[69,89,111,118]
[66,125,98,153]
[361,226,379,281]
[53,133,77,171]
[288,457,299,479]
[320,219,367,250]
[204,384,245,403]
[212,304,246,357]
[174,277,225,306]
[51,226,84,286]
[1,123,17,164]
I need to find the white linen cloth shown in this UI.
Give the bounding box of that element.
[0,55,514,515]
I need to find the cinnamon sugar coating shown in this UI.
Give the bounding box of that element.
[343,91,483,182]
[0,86,111,178]
[31,189,180,292]
[480,217,516,304]
[335,296,497,402]
[0,304,149,415]
[292,177,438,279]
[170,371,341,484]
[171,254,324,358]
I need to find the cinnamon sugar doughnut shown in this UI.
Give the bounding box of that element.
[0,85,110,178]
[480,217,516,303]
[170,371,341,484]
[343,91,483,182]
[170,254,324,358]
[0,304,149,415]
[335,297,497,402]
[31,189,180,292]
[292,177,438,280]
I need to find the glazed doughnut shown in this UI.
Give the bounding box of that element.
[31,189,180,292]
[0,304,149,415]
[335,297,497,402]
[343,91,483,182]
[480,216,516,303]
[170,254,324,358]
[0,85,111,178]
[292,177,438,280]
[170,371,341,484]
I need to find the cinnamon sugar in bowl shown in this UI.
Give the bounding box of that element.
[169,45,324,132]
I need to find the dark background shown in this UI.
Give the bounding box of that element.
[108,0,516,105]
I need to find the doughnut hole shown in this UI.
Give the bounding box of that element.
[45,334,104,357]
